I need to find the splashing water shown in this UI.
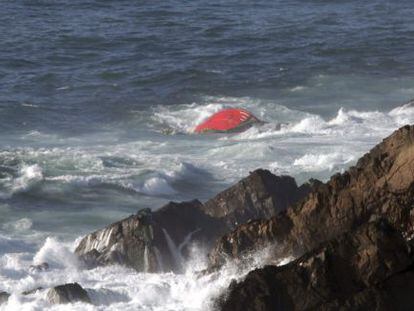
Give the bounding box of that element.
[2,0,414,309]
[0,235,293,311]
[143,245,150,273]
[162,228,185,271]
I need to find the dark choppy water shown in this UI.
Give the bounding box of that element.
[1,1,414,309]
[2,0,414,135]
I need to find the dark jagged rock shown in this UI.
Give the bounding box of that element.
[46,283,91,304]
[203,169,310,229]
[209,213,293,268]
[210,125,414,267]
[322,267,414,311]
[151,200,228,271]
[74,167,310,273]
[75,200,226,272]
[0,292,10,305]
[73,124,414,309]
[217,220,414,311]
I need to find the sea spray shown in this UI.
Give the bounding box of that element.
[13,164,43,193]
[2,1,414,309]
[178,228,201,252]
[153,247,164,273]
[0,236,294,310]
[143,245,150,273]
[162,228,184,271]
[33,237,80,270]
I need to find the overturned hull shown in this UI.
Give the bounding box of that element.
[194,108,261,134]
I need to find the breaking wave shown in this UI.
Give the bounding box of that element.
[2,98,414,206]
[0,164,43,199]
[0,236,293,310]
[152,96,414,140]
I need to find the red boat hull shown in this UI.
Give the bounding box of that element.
[194,108,260,133]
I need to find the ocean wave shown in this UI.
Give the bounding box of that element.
[150,96,414,141]
[0,164,44,199]
[0,235,36,255]
[0,238,293,310]
[33,237,80,270]
[2,218,33,232]
[138,177,177,196]
[152,102,226,133]
[0,148,209,200]
[228,100,414,141]
[293,152,355,172]
[2,98,414,204]
[389,101,414,125]
[13,164,43,193]
[145,97,414,186]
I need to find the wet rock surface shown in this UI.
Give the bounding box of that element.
[75,170,303,272]
[46,283,91,304]
[75,200,227,272]
[74,124,414,309]
[217,220,414,311]
[209,125,414,267]
[203,169,310,228]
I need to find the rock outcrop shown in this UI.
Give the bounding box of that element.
[209,125,414,267]
[203,169,310,229]
[217,220,414,311]
[75,170,306,272]
[71,124,414,309]
[46,283,91,304]
[72,124,414,309]
[75,200,226,272]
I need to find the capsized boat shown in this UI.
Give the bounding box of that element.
[194,108,261,133]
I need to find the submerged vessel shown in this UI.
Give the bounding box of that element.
[194,108,261,133]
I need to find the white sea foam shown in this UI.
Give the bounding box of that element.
[12,164,43,193]
[0,164,44,199]
[293,152,355,172]
[2,98,414,203]
[0,150,207,199]
[140,177,176,196]
[290,86,306,92]
[147,97,414,185]
[152,103,225,133]
[2,218,33,232]
[3,96,414,310]
[33,237,80,270]
[389,102,414,125]
[0,237,293,311]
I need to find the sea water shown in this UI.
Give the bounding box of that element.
[1,0,414,309]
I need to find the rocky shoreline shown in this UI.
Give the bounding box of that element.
[74,168,311,274]
[212,124,414,310]
[3,125,414,310]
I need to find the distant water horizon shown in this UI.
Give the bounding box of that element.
[1,0,414,309]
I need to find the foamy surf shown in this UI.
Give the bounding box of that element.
[3,0,414,308]
[2,98,414,206]
[0,237,293,311]
[2,98,414,310]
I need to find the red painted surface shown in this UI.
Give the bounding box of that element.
[194,108,259,133]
